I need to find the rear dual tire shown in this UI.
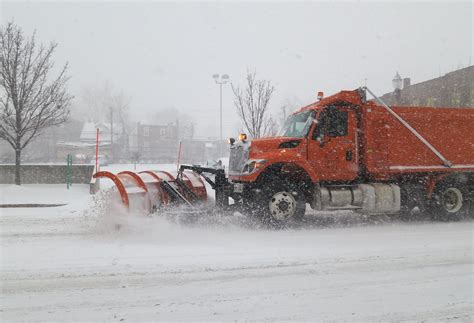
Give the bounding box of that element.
[428,183,470,221]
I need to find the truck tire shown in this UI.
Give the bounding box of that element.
[257,179,306,228]
[428,182,469,221]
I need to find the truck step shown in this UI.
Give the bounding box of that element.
[324,205,362,210]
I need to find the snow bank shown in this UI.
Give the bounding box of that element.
[0,184,90,206]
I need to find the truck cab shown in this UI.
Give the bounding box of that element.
[228,95,361,185]
[226,91,367,225]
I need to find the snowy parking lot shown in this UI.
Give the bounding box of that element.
[1,183,473,321]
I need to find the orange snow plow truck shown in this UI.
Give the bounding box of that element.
[94,87,474,226]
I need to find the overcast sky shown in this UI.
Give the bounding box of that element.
[1,1,472,138]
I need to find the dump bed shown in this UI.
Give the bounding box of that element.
[360,105,474,179]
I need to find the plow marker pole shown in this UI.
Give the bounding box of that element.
[177,141,182,172]
[96,128,100,172]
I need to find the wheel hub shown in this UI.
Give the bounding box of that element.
[277,200,289,211]
[269,191,296,220]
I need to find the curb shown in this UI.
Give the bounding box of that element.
[0,203,67,208]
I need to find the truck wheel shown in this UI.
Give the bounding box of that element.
[429,183,468,221]
[259,180,306,228]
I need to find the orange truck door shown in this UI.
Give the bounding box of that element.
[307,106,359,181]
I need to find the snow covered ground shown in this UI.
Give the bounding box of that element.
[0,184,90,206]
[1,177,473,321]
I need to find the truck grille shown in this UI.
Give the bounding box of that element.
[228,142,249,174]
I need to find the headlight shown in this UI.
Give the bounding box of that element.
[242,159,267,174]
[239,133,247,141]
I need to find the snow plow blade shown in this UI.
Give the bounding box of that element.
[93,169,208,214]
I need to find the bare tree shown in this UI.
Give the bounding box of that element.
[280,96,302,126]
[75,82,131,161]
[265,116,279,137]
[231,70,275,138]
[76,81,128,123]
[0,22,72,185]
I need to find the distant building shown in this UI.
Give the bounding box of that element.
[130,122,226,164]
[53,121,133,163]
[380,66,473,108]
[0,118,84,163]
[179,139,226,164]
[79,122,123,144]
[134,122,179,163]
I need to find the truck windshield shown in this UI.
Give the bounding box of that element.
[278,110,315,138]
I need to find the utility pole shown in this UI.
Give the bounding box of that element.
[281,106,287,123]
[109,107,113,162]
[219,82,223,141]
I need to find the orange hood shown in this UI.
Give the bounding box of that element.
[248,137,304,157]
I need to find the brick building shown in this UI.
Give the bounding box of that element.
[133,122,180,163]
[379,66,473,108]
[130,122,225,164]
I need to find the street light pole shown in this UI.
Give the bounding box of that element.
[212,74,229,156]
[219,82,223,142]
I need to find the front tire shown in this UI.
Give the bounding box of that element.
[257,180,306,228]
